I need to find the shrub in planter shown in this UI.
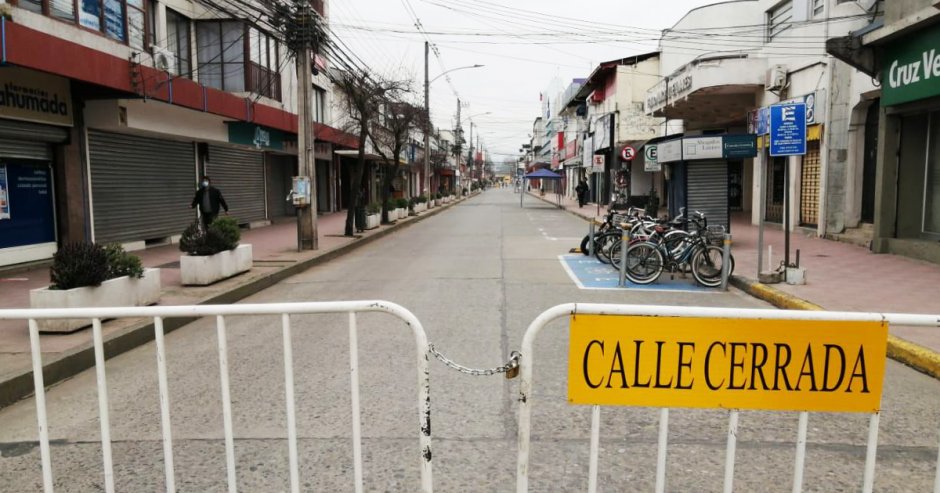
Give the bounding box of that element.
[366,202,381,215]
[397,197,409,209]
[50,242,110,290]
[104,244,144,280]
[416,195,428,204]
[179,217,241,256]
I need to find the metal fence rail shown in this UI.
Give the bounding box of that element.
[1,301,433,493]
[515,303,940,493]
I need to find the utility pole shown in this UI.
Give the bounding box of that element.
[423,41,430,198]
[468,121,473,183]
[296,2,317,250]
[455,98,461,191]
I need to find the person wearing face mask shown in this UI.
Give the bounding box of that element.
[190,175,229,230]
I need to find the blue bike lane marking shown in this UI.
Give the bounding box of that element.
[558,255,712,292]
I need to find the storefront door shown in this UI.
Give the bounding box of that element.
[800,142,821,227]
[765,156,786,223]
[861,101,879,223]
[924,111,940,239]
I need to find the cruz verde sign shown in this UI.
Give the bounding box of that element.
[883,23,940,106]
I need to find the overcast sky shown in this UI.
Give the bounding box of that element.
[329,0,720,161]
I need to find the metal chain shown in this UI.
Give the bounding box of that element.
[427,344,521,377]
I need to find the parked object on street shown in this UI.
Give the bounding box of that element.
[179,217,252,286]
[30,243,159,332]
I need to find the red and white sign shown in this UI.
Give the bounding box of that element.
[621,146,637,161]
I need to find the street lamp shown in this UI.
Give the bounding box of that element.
[424,41,483,197]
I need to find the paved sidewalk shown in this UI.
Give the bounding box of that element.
[0,199,466,393]
[527,191,940,355]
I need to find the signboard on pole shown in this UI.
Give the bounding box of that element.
[621,146,637,162]
[644,145,660,172]
[769,102,807,156]
[567,314,888,412]
[591,155,606,174]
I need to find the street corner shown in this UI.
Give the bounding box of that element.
[558,254,712,292]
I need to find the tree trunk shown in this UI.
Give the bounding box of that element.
[344,129,368,236]
[380,145,403,224]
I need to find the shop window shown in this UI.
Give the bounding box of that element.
[766,1,793,42]
[924,112,940,237]
[16,0,149,48]
[166,8,192,77]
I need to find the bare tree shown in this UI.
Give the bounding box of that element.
[332,71,403,236]
[368,93,426,224]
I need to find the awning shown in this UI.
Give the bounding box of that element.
[335,149,382,161]
[524,168,563,179]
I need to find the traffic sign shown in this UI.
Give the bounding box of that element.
[567,314,887,412]
[621,146,637,161]
[769,102,807,156]
[644,145,660,172]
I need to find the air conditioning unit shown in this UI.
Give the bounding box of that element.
[151,46,177,74]
[765,65,787,92]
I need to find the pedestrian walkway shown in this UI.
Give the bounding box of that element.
[0,202,462,389]
[527,191,940,355]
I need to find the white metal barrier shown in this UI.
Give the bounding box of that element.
[0,301,433,493]
[515,303,940,493]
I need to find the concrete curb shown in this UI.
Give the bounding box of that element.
[0,196,470,410]
[730,275,940,381]
[528,192,940,381]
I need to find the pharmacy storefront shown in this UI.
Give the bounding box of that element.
[0,67,71,266]
[871,22,940,259]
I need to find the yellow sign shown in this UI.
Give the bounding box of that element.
[568,315,887,413]
[0,67,73,127]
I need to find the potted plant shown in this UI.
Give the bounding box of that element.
[30,243,160,333]
[365,202,381,229]
[413,195,427,213]
[396,197,409,218]
[179,217,252,286]
[434,193,442,206]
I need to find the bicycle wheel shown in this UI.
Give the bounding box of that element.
[580,235,591,256]
[624,242,664,285]
[594,232,620,265]
[691,246,735,287]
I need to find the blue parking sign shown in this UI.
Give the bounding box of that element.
[769,103,807,156]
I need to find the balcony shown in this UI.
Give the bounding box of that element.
[247,62,281,102]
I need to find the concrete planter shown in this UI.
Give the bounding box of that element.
[427,200,435,209]
[396,208,406,219]
[30,270,162,333]
[434,199,442,206]
[365,214,380,229]
[180,244,253,286]
[414,203,427,213]
[129,268,162,306]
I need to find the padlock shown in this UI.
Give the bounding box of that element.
[505,365,519,379]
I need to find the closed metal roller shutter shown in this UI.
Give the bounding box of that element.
[800,142,821,226]
[0,119,69,143]
[89,130,195,243]
[0,138,52,160]
[687,161,729,230]
[207,145,265,223]
[0,119,68,161]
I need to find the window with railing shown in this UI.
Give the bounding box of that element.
[196,22,281,101]
[13,0,147,49]
[247,27,281,101]
[766,0,793,42]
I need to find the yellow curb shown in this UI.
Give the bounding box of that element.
[731,276,940,381]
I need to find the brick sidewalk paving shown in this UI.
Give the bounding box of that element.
[0,207,426,382]
[529,191,940,354]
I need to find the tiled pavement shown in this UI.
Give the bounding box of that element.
[531,192,940,354]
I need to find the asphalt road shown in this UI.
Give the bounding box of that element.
[1,189,938,492]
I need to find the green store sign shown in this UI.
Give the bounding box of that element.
[228,122,284,150]
[883,23,940,107]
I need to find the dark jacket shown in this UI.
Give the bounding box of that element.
[191,186,228,215]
